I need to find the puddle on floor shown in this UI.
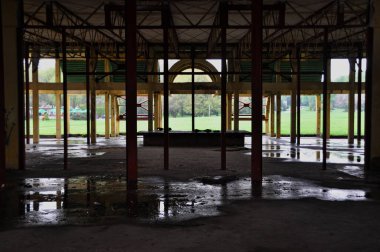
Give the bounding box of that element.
[0,175,373,228]
[338,165,365,178]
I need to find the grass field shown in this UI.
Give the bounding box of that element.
[28,108,365,137]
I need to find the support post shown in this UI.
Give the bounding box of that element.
[89,49,97,144]
[221,0,227,170]
[2,0,24,170]
[85,47,90,145]
[25,44,30,144]
[154,93,162,130]
[265,97,270,134]
[16,0,25,170]
[111,95,116,137]
[366,27,373,169]
[296,48,301,145]
[326,60,331,140]
[270,94,275,137]
[32,55,39,144]
[62,30,68,170]
[227,93,232,131]
[105,93,110,139]
[55,59,61,140]
[348,58,356,145]
[191,46,195,132]
[55,93,61,139]
[115,98,120,136]
[125,0,138,184]
[322,29,330,170]
[233,92,240,132]
[0,0,5,183]
[66,95,70,136]
[148,88,154,132]
[290,53,297,144]
[251,0,263,182]
[275,62,281,138]
[316,95,321,137]
[163,2,169,170]
[357,47,362,146]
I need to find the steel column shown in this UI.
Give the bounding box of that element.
[25,44,30,144]
[251,0,263,182]
[62,30,68,170]
[191,46,195,132]
[163,2,169,170]
[322,29,329,170]
[0,0,5,184]
[85,47,90,145]
[357,47,362,146]
[17,0,25,170]
[365,28,373,170]
[125,0,138,184]
[221,1,227,170]
[296,48,301,145]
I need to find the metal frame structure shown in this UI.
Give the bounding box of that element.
[0,0,373,186]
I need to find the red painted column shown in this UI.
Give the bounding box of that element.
[251,0,263,182]
[125,0,138,185]
[162,2,169,170]
[0,0,5,184]
[85,47,90,146]
[62,30,68,170]
[322,29,329,170]
[296,48,301,146]
[25,44,30,145]
[357,46,362,147]
[220,1,227,170]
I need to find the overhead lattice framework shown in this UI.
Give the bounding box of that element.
[23,0,369,61]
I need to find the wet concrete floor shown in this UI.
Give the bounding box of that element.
[0,175,376,228]
[26,136,364,165]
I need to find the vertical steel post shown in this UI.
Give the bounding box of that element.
[25,44,30,145]
[85,47,90,145]
[221,1,227,170]
[125,0,138,184]
[163,2,169,170]
[365,28,373,170]
[0,0,5,183]
[62,30,68,170]
[322,29,329,170]
[251,0,263,182]
[357,46,362,146]
[296,48,301,145]
[191,46,195,132]
[17,0,25,170]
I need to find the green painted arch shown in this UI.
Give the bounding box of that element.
[168,60,220,83]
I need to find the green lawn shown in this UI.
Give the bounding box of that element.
[28,108,364,137]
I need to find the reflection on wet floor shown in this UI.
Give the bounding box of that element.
[26,136,364,165]
[0,175,373,227]
[245,137,364,164]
